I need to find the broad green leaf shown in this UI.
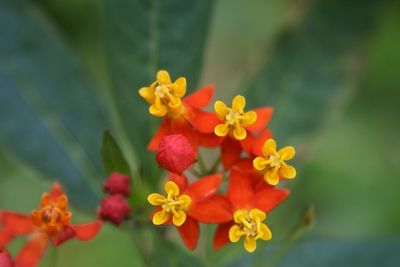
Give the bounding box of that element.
[102,0,214,184]
[101,130,131,175]
[0,0,111,210]
[245,0,384,144]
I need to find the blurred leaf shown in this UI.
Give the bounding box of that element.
[101,130,131,175]
[151,239,204,267]
[246,0,383,144]
[222,238,400,267]
[0,0,111,210]
[102,0,214,184]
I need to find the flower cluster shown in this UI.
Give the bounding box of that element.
[0,183,102,267]
[140,70,297,253]
[98,172,132,225]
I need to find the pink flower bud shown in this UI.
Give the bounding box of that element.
[98,195,131,226]
[103,172,131,197]
[0,250,14,267]
[156,134,195,174]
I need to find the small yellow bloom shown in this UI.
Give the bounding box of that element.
[214,95,257,140]
[229,209,271,253]
[253,139,296,185]
[147,181,191,226]
[139,70,187,117]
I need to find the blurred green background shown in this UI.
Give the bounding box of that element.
[1,0,400,266]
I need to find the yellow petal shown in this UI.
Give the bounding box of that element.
[149,104,168,117]
[253,157,267,171]
[173,77,187,97]
[165,181,180,196]
[214,101,229,120]
[138,86,155,104]
[228,225,241,243]
[152,210,170,225]
[233,210,247,223]
[241,111,257,126]
[244,236,257,253]
[279,163,296,179]
[172,210,187,226]
[262,139,277,156]
[157,70,171,84]
[178,194,192,209]
[264,169,279,186]
[214,123,229,137]
[147,193,166,206]
[249,209,266,222]
[278,146,295,160]
[233,125,247,140]
[232,95,245,113]
[259,223,272,241]
[167,96,182,109]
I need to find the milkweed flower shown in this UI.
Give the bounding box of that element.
[0,249,14,267]
[98,194,131,226]
[0,183,102,267]
[156,134,196,174]
[147,173,231,250]
[139,70,221,153]
[213,95,273,169]
[213,168,289,253]
[103,172,132,197]
[253,139,296,185]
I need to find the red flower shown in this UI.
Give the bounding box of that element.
[213,167,289,253]
[98,195,131,225]
[0,183,102,267]
[147,173,231,250]
[156,134,196,174]
[139,70,221,153]
[213,95,273,169]
[0,249,14,267]
[103,172,132,197]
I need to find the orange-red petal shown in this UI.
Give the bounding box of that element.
[177,217,199,250]
[221,137,242,170]
[170,120,199,154]
[245,107,273,133]
[184,174,222,203]
[183,84,214,108]
[240,131,255,155]
[228,170,254,209]
[49,182,65,201]
[252,128,273,156]
[147,119,171,151]
[185,108,220,134]
[169,173,189,192]
[213,222,234,250]
[188,195,232,223]
[197,131,223,148]
[71,221,103,242]
[16,233,48,267]
[1,212,34,235]
[254,189,290,213]
[51,226,76,246]
[0,230,14,247]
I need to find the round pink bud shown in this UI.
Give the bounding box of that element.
[156,134,196,174]
[103,172,131,197]
[0,250,14,267]
[98,195,131,225]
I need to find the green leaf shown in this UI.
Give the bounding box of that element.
[0,0,111,210]
[101,130,131,175]
[102,0,214,184]
[245,0,384,144]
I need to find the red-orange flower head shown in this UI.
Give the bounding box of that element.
[0,249,14,267]
[103,172,132,197]
[31,183,71,236]
[156,134,196,174]
[99,195,131,226]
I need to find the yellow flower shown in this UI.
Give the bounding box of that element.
[147,181,191,226]
[214,95,257,140]
[253,139,296,185]
[139,70,187,117]
[229,209,271,253]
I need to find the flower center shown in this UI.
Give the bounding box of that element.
[225,110,243,125]
[269,154,282,168]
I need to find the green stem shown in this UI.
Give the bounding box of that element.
[197,153,207,175]
[49,245,58,267]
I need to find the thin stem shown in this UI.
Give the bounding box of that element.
[208,157,221,175]
[197,154,207,175]
[49,245,58,267]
